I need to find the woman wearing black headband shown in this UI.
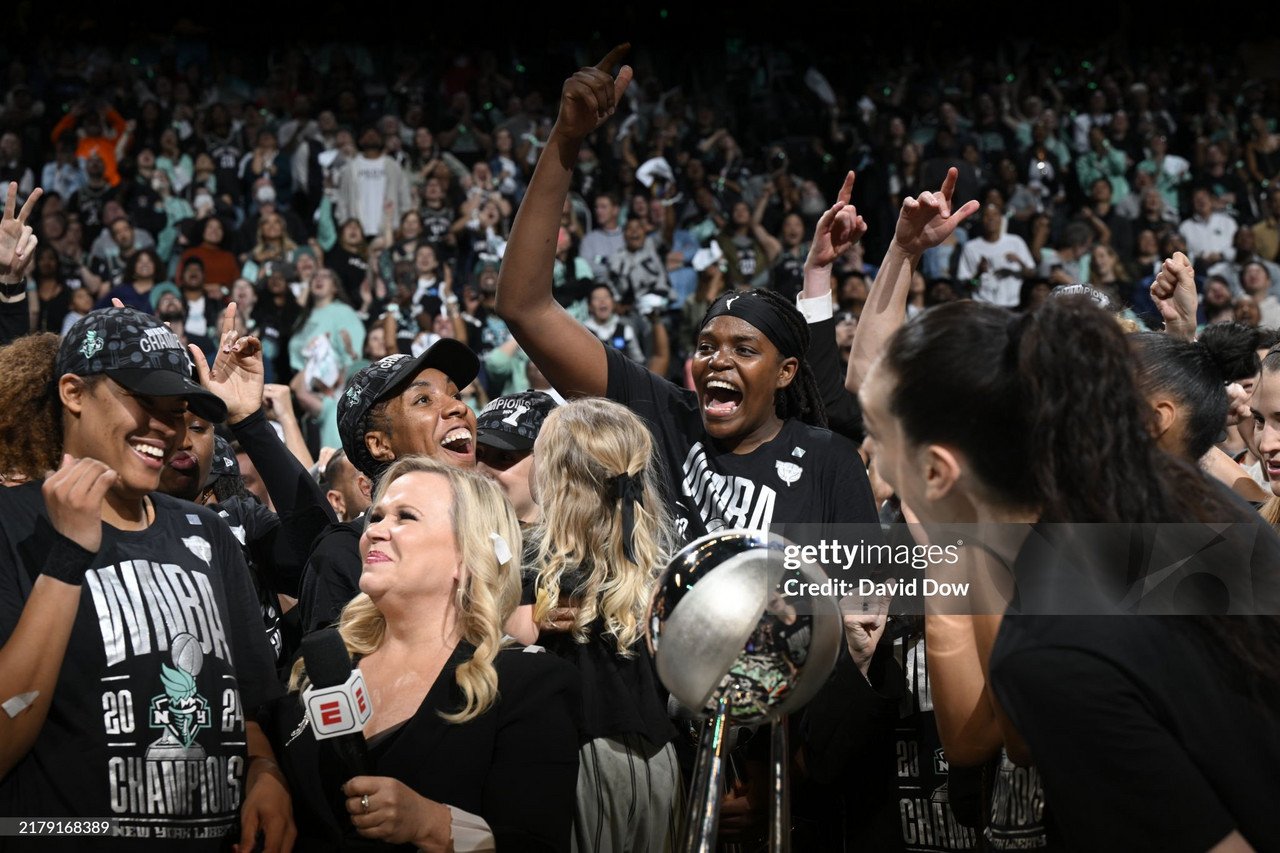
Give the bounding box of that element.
[496,48,878,540]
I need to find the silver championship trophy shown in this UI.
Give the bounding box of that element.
[647,530,842,853]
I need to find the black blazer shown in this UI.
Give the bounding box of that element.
[266,642,582,851]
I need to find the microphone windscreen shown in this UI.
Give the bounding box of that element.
[301,628,354,688]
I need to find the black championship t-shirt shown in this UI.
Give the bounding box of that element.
[604,347,878,542]
[0,485,282,850]
[893,636,981,853]
[892,636,1048,852]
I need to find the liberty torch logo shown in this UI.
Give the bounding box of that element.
[80,330,104,359]
[147,633,211,759]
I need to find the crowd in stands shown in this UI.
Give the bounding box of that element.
[5,32,1280,445]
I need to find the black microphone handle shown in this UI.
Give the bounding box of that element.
[327,731,373,777]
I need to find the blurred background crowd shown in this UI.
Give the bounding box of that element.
[2,5,1278,454]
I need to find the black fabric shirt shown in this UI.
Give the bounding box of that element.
[252,297,302,385]
[990,532,1280,852]
[36,284,73,334]
[603,346,877,543]
[521,545,674,747]
[792,645,908,850]
[214,495,284,662]
[228,408,337,600]
[297,517,364,634]
[325,247,371,306]
[0,485,281,850]
[419,204,455,253]
[0,297,28,348]
[537,613,676,747]
[266,643,581,852]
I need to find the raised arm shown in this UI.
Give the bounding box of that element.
[800,171,868,439]
[802,171,865,301]
[0,184,40,342]
[751,184,781,262]
[494,46,633,399]
[1149,251,1198,342]
[0,183,40,284]
[847,168,979,394]
[191,305,335,523]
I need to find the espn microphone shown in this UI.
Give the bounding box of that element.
[301,628,373,776]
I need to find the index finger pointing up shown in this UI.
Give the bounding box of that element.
[940,167,959,203]
[596,43,631,73]
[597,44,633,103]
[838,171,856,205]
[2,182,14,222]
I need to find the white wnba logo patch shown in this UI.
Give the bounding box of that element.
[182,536,212,566]
[775,461,803,487]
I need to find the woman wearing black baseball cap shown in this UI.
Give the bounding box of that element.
[298,340,482,634]
[0,305,293,851]
[496,48,878,543]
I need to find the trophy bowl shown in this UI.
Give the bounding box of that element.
[646,529,842,724]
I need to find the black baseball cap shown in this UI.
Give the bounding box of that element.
[476,391,557,452]
[337,340,480,478]
[56,307,227,422]
[202,436,240,489]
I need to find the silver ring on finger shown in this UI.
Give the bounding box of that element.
[361,794,370,813]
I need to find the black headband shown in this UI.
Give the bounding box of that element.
[700,291,803,359]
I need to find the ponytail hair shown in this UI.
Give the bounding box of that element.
[1196,322,1264,382]
[1014,298,1181,521]
[883,297,1230,522]
[1129,332,1228,462]
[883,297,1280,705]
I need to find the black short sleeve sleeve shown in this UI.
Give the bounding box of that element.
[604,342,679,412]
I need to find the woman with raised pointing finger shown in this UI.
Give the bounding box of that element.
[496,47,879,546]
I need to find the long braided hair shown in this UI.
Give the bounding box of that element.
[702,288,828,428]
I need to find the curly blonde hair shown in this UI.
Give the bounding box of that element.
[530,398,674,655]
[289,455,522,723]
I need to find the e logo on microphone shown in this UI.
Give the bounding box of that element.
[303,670,373,739]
